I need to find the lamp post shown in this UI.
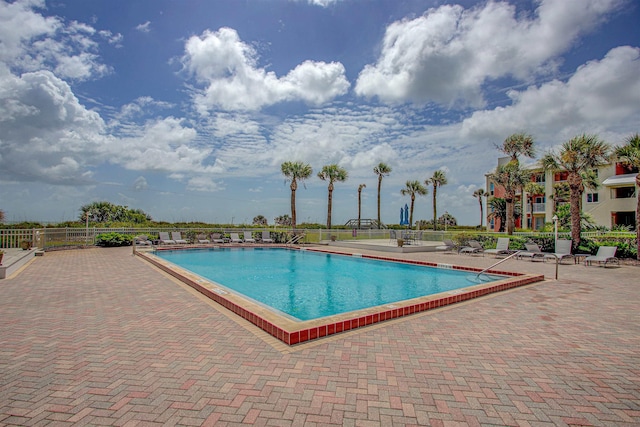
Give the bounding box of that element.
[552,214,559,280]
[85,210,91,247]
[552,214,558,251]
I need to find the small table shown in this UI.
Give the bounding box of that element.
[574,254,591,265]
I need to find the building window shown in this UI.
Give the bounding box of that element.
[587,193,599,203]
[615,187,636,199]
[554,171,569,182]
[532,173,545,183]
[489,183,494,196]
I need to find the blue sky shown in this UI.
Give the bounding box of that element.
[1,0,639,226]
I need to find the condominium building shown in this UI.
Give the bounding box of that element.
[485,157,638,231]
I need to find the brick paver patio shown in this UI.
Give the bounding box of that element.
[1,246,639,426]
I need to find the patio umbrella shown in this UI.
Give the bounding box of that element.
[404,204,409,226]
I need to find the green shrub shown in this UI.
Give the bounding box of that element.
[96,232,133,247]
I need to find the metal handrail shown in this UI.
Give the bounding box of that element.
[286,232,306,246]
[476,251,521,279]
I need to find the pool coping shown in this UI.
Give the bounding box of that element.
[136,246,545,345]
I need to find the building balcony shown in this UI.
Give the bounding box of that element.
[526,203,546,213]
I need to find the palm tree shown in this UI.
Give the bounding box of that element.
[281,161,313,229]
[523,181,545,230]
[498,132,535,162]
[472,189,485,228]
[400,180,427,228]
[615,133,640,260]
[357,184,366,229]
[489,161,530,235]
[487,197,507,232]
[490,132,536,234]
[318,164,349,229]
[425,170,447,231]
[551,182,570,213]
[487,196,522,232]
[252,215,268,226]
[373,162,392,228]
[542,134,612,249]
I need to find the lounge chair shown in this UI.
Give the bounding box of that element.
[196,233,210,244]
[171,232,188,244]
[518,242,545,261]
[243,231,256,243]
[435,239,457,253]
[158,232,176,245]
[412,230,423,245]
[484,237,510,257]
[134,235,152,246]
[459,240,484,255]
[230,233,243,243]
[261,231,274,243]
[543,239,574,264]
[584,246,619,267]
[210,233,227,244]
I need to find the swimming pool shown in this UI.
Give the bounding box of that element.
[154,248,503,321]
[139,247,544,345]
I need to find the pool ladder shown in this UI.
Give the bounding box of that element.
[286,232,306,246]
[476,251,521,279]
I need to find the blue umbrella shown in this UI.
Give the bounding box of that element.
[400,207,405,225]
[404,204,409,225]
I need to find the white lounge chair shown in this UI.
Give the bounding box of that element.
[210,233,227,244]
[518,242,545,261]
[435,239,457,253]
[543,239,574,264]
[484,237,510,257]
[196,233,210,244]
[230,233,244,243]
[261,231,274,243]
[459,240,484,255]
[584,246,619,267]
[158,232,176,245]
[243,231,256,243]
[134,235,152,246]
[171,232,188,244]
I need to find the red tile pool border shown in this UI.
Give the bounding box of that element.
[137,247,544,346]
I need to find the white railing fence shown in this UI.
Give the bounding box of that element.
[0,227,634,250]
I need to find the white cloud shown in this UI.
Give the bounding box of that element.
[133,176,148,191]
[99,29,123,47]
[109,117,217,173]
[0,70,108,184]
[186,175,225,192]
[115,96,173,121]
[0,0,116,80]
[182,27,350,111]
[355,0,623,106]
[461,46,640,144]
[0,0,58,63]
[135,21,151,33]
[304,0,342,6]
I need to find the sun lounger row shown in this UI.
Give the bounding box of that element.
[153,231,275,245]
[449,238,619,267]
[518,239,573,263]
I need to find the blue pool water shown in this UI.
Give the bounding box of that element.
[155,248,502,321]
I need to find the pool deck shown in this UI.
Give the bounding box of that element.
[1,245,639,426]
